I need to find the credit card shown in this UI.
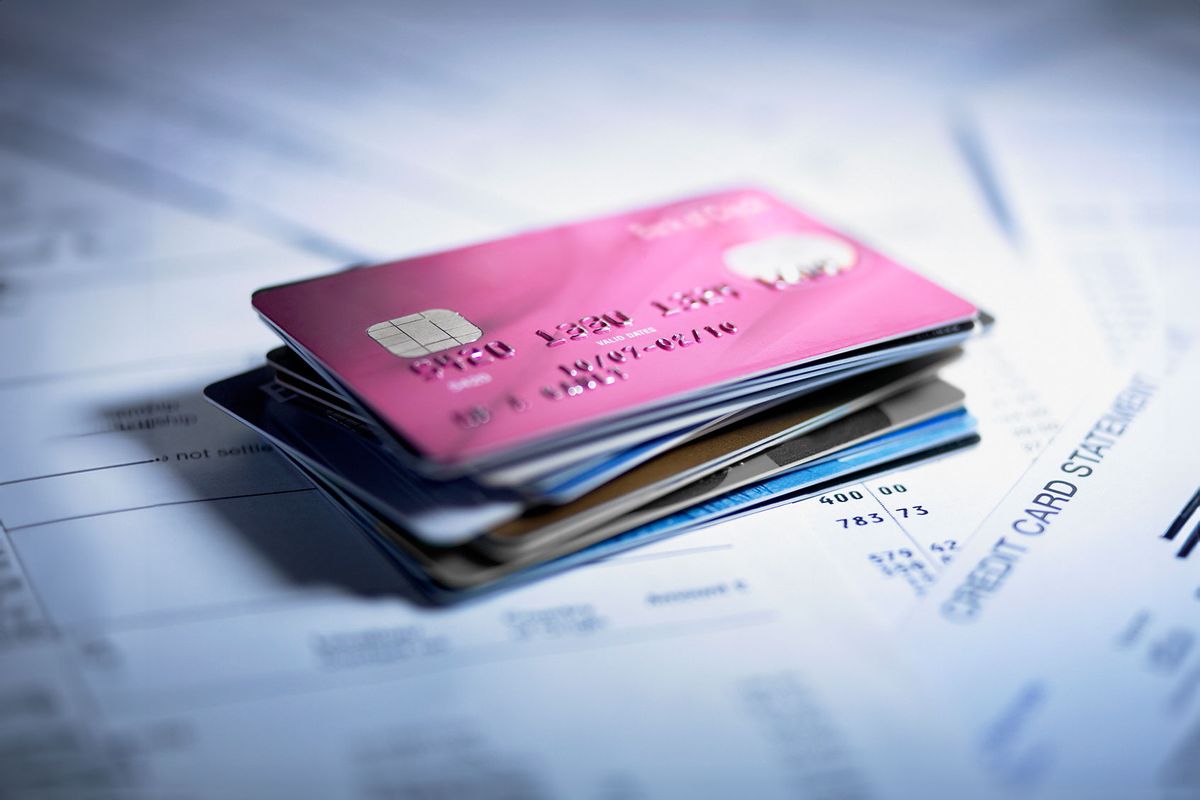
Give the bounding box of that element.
[252,187,977,471]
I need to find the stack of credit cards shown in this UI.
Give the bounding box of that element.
[206,188,987,600]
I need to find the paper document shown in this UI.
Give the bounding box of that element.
[901,342,1200,797]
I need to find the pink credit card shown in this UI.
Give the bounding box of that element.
[253,188,977,469]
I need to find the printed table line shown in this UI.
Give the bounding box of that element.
[0,458,160,487]
[7,487,317,532]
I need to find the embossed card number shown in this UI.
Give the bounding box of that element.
[535,311,633,347]
[651,283,739,316]
[409,339,516,381]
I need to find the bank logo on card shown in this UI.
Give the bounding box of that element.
[723,232,858,289]
[366,309,482,357]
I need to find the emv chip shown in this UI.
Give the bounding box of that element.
[366,309,482,358]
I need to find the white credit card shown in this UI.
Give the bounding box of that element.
[902,341,1200,797]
